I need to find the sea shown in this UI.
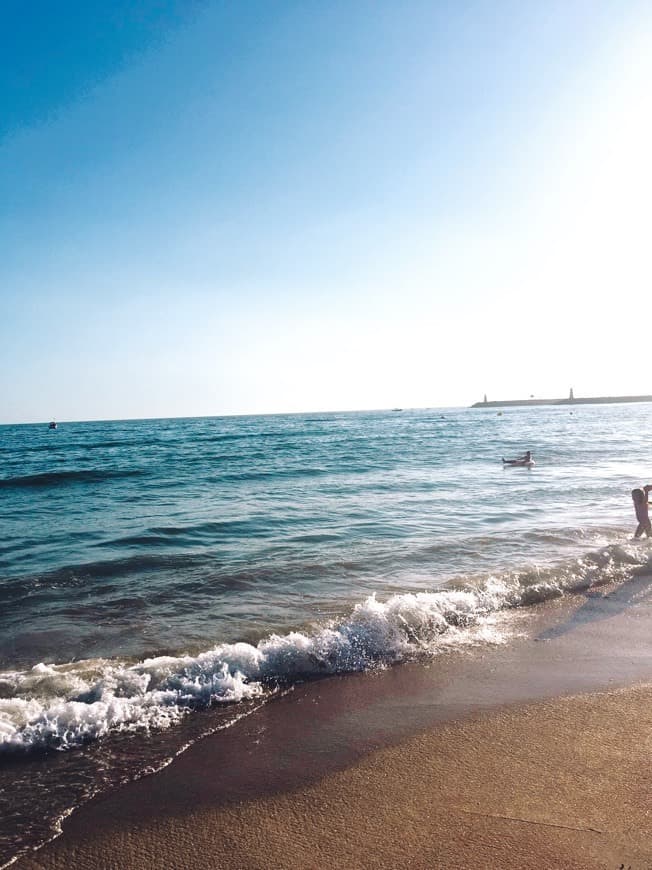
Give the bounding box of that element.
[1,404,651,866]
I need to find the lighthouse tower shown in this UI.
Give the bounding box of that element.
[569,387,574,402]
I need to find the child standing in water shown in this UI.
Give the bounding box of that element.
[631,485,652,538]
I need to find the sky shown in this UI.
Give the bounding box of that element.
[2,0,652,423]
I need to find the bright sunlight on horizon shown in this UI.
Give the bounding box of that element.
[2,0,651,423]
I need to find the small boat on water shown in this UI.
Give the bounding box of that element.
[48,421,57,430]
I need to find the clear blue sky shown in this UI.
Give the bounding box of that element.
[2,0,651,422]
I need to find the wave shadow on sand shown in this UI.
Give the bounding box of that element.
[536,570,652,641]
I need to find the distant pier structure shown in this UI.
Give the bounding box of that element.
[472,388,652,409]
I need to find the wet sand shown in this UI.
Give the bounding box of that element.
[15,574,652,869]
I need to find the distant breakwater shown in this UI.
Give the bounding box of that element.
[471,395,652,408]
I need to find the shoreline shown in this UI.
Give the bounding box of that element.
[13,577,652,869]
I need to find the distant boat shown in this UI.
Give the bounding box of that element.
[48,421,57,430]
[391,408,403,412]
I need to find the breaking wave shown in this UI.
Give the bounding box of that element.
[1,542,647,753]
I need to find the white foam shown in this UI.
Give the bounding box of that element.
[1,542,648,752]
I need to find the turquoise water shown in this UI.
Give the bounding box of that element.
[1,404,651,863]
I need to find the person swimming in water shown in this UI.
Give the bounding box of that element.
[631,485,652,538]
[502,450,533,466]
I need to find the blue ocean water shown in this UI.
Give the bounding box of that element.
[1,404,651,863]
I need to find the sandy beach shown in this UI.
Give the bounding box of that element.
[14,575,652,870]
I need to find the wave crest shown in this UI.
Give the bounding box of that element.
[0,469,143,489]
[1,542,648,753]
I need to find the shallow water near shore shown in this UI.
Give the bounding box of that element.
[2,404,652,865]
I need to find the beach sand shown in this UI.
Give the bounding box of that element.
[15,574,652,870]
